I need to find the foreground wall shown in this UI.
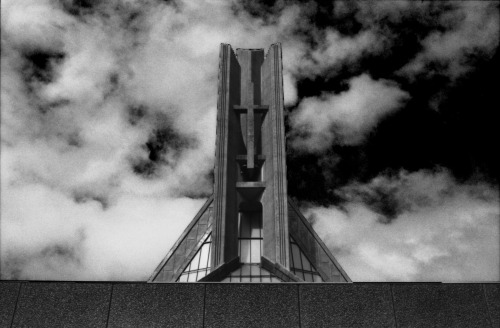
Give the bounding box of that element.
[1,281,498,327]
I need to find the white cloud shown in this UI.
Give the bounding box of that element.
[1,182,205,280]
[399,1,499,80]
[300,29,387,77]
[307,169,499,282]
[290,74,409,151]
[0,0,70,52]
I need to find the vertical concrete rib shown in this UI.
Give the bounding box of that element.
[213,44,227,268]
[270,43,289,268]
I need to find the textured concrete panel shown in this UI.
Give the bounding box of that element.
[393,283,492,328]
[483,284,500,328]
[108,283,204,328]
[0,282,20,327]
[300,283,395,328]
[205,284,299,328]
[11,282,110,328]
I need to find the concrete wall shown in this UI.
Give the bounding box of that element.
[1,281,498,327]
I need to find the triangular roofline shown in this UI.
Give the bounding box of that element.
[287,198,352,282]
[148,195,214,282]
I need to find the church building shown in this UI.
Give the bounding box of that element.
[149,44,350,283]
[1,44,497,328]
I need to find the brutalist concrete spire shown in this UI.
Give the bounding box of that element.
[149,44,350,283]
[211,44,289,269]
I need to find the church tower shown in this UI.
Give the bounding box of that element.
[149,44,350,283]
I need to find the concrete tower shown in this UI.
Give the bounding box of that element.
[149,44,350,283]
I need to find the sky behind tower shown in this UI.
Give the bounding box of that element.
[1,0,499,281]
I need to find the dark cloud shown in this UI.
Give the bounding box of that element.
[127,104,148,126]
[2,228,86,280]
[64,130,83,148]
[73,191,109,209]
[337,176,412,222]
[286,1,499,212]
[131,119,197,179]
[60,0,100,17]
[21,50,65,87]
[40,243,82,265]
[132,159,157,178]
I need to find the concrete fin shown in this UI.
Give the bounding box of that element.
[148,196,214,282]
[288,198,351,282]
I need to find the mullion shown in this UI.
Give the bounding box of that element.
[194,242,203,281]
[249,237,252,264]
[181,236,212,275]
[293,268,320,274]
[297,244,305,280]
[290,236,321,278]
[206,240,211,269]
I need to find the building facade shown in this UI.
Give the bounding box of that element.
[149,44,350,283]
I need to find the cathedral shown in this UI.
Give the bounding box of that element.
[148,44,350,283]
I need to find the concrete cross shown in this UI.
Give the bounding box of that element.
[234,100,268,169]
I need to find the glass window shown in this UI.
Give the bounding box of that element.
[238,204,262,265]
[187,272,197,282]
[224,264,283,282]
[224,202,283,282]
[250,240,261,263]
[250,213,261,238]
[301,253,312,271]
[291,244,302,269]
[289,236,324,283]
[240,214,251,238]
[177,233,212,282]
[241,265,250,275]
[197,270,207,280]
[190,251,201,271]
[233,267,242,276]
[240,240,251,263]
[199,240,210,269]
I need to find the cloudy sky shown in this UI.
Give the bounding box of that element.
[1,0,498,282]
